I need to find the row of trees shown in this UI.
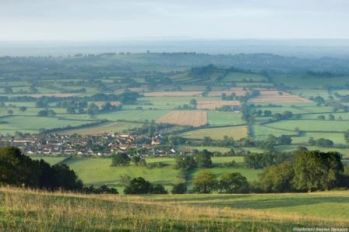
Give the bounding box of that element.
[0,147,83,191]
[258,149,347,192]
[191,150,348,193]
[175,149,213,170]
[192,171,249,193]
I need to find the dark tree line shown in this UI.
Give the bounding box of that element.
[258,149,348,192]
[0,147,82,191]
[0,147,117,194]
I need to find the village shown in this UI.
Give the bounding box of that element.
[0,132,168,156]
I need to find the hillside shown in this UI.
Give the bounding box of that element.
[0,187,348,231]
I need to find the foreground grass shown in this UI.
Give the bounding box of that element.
[1,187,348,231]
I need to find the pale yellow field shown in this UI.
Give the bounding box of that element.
[251,90,312,104]
[197,100,241,110]
[157,110,207,127]
[182,125,248,140]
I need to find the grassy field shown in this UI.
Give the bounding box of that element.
[31,156,68,165]
[63,157,184,188]
[1,187,348,231]
[0,116,93,134]
[208,111,245,126]
[182,126,248,140]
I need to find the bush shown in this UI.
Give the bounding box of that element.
[171,183,187,194]
[219,172,249,193]
[151,184,168,194]
[193,171,217,193]
[124,177,153,194]
[111,153,130,166]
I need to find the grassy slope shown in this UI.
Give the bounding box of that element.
[0,187,348,231]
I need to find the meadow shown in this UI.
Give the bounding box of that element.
[1,187,348,231]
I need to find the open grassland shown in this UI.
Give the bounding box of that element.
[60,121,141,135]
[181,126,248,140]
[197,100,240,110]
[157,111,207,127]
[251,90,312,104]
[63,157,183,188]
[0,188,348,231]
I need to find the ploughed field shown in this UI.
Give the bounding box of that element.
[157,110,208,127]
[0,187,348,231]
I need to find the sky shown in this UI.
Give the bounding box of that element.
[1,0,349,41]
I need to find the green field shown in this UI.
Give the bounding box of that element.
[1,187,348,231]
[63,157,183,188]
[181,126,248,140]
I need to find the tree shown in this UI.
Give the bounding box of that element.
[0,147,83,191]
[258,162,294,192]
[151,184,168,194]
[278,135,292,145]
[131,155,146,166]
[87,103,99,116]
[171,183,187,194]
[345,130,349,144]
[190,99,197,109]
[219,172,249,193]
[175,155,196,170]
[123,177,153,194]
[293,150,343,191]
[194,149,213,168]
[193,171,216,193]
[111,153,130,166]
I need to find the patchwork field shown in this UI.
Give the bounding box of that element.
[157,110,207,127]
[197,100,240,110]
[251,90,312,104]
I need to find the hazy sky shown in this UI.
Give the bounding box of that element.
[1,0,349,41]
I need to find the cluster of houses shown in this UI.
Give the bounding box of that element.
[0,133,165,156]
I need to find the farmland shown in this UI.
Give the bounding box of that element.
[1,54,349,157]
[157,111,208,127]
[181,126,248,140]
[1,54,349,228]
